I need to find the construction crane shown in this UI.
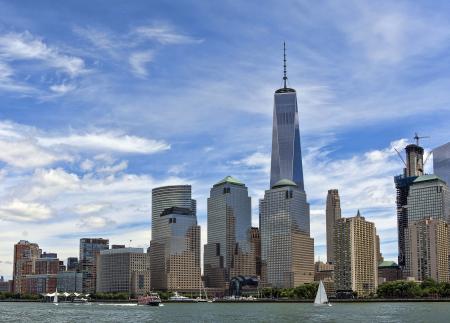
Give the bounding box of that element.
[414,132,429,146]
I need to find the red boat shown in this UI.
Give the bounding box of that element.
[138,293,162,306]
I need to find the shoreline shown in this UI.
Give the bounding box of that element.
[2,298,450,303]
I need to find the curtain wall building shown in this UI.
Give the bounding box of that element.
[326,189,341,264]
[79,238,109,293]
[334,211,378,297]
[433,142,450,186]
[150,185,201,292]
[270,44,305,191]
[260,179,314,288]
[204,176,255,289]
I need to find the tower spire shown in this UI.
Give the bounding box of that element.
[283,42,287,88]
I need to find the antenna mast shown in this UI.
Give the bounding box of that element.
[283,42,287,88]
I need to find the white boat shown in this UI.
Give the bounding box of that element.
[169,292,195,302]
[314,281,331,307]
[53,288,59,306]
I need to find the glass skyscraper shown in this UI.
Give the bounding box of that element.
[150,185,201,292]
[434,142,450,186]
[269,47,304,190]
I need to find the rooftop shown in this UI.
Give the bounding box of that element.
[379,260,398,268]
[272,179,297,189]
[413,174,443,184]
[214,175,245,187]
[275,87,296,93]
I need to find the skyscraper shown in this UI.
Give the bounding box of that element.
[79,238,109,293]
[204,176,255,289]
[13,240,41,294]
[334,211,378,297]
[326,189,341,264]
[260,179,314,288]
[270,43,304,190]
[407,174,450,224]
[394,141,424,268]
[150,185,201,292]
[404,218,449,282]
[433,142,450,186]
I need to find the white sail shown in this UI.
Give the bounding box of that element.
[314,281,328,305]
[53,288,58,304]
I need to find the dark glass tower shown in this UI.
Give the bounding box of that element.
[270,43,305,190]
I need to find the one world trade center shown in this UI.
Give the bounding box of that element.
[270,43,305,191]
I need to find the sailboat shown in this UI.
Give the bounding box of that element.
[314,280,331,307]
[53,288,59,306]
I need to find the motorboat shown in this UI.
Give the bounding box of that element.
[138,293,162,306]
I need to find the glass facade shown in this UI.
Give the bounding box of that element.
[434,142,450,186]
[79,238,109,293]
[204,177,255,289]
[150,186,201,292]
[270,89,305,191]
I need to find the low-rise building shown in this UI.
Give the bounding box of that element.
[57,271,83,292]
[378,261,402,284]
[96,248,151,295]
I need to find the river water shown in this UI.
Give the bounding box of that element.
[1,301,449,322]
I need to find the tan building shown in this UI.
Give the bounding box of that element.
[326,189,341,264]
[151,208,202,292]
[404,218,449,283]
[150,186,201,292]
[96,248,151,295]
[375,235,384,264]
[334,211,378,297]
[260,179,314,288]
[13,240,41,294]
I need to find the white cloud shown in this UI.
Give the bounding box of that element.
[78,215,116,230]
[135,24,203,45]
[0,121,71,168]
[38,131,170,154]
[75,203,109,215]
[49,83,76,94]
[129,51,153,78]
[0,31,86,76]
[341,3,450,63]
[0,199,53,222]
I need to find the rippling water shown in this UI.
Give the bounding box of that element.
[1,301,449,322]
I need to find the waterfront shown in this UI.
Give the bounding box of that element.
[1,302,450,322]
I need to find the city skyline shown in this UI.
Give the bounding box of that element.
[1,0,450,279]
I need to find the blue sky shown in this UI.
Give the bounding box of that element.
[1,0,450,278]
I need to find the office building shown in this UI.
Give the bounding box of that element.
[13,240,41,294]
[96,248,151,295]
[395,141,424,267]
[404,218,449,283]
[66,257,79,271]
[407,175,450,224]
[204,176,255,289]
[434,142,450,185]
[79,238,109,293]
[260,179,314,288]
[0,276,11,292]
[57,271,83,292]
[270,43,305,191]
[378,261,402,284]
[250,227,262,277]
[150,185,201,292]
[375,235,384,264]
[326,189,341,264]
[334,211,378,297]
